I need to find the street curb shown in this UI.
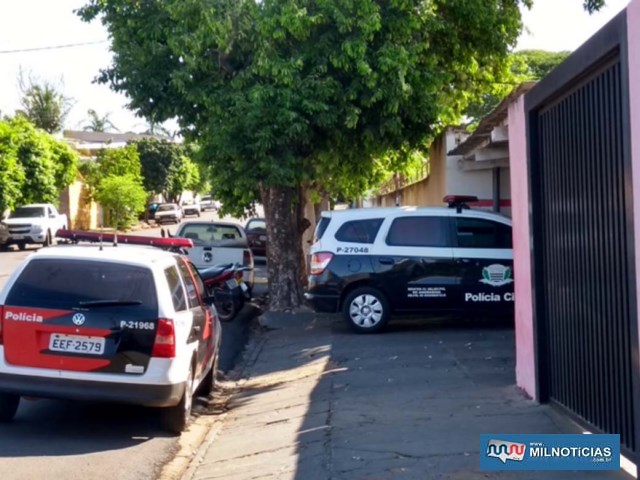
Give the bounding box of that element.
[179,321,269,480]
[179,416,227,480]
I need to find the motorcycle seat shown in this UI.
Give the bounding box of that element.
[200,264,234,281]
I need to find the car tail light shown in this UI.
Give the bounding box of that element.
[152,318,175,358]
[0,305,3,345]
[244,249,254,268]
[310,252,334,275]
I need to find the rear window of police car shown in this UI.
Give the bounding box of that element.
[386,216,450,247]
[335,219,383,244]
[454,218,512,249]
[314,217,331,242]
[6,259,158,311]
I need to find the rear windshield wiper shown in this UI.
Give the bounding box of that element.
[77,300,143,307]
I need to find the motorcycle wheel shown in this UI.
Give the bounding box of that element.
[213,290,238,322]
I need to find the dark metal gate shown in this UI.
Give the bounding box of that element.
[526,11,640,457]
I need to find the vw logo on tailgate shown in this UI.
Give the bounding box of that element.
[72,313,86,326]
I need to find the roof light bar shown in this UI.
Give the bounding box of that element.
[443,195,478,214]
[56,229,193,249]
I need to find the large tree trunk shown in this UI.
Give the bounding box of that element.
[262,184,308,311]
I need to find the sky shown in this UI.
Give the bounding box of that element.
[0,0,632,134]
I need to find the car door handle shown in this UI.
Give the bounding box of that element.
[379,257,395,265]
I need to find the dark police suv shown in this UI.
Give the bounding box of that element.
[305,197,513,333]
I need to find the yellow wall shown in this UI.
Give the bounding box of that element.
[58,180,99,230]
[376,132,448,207]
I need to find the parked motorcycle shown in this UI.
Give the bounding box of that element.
[199,263,252,321]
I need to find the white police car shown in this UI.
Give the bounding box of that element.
[305,196,513,333]
[0,232,221,432]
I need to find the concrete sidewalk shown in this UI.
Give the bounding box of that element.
[184,313,628,480]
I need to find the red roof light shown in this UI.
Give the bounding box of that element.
[443,195,478,204]
[56,229,193,249]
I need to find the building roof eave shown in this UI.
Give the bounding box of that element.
[448,81,537,157]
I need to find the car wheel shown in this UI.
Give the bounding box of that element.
[0,393,20,422]
[342,287,390,333]
[196,353,218,397]
[43,230,52,247]
[161,366,194,434]
[17,242,26,251]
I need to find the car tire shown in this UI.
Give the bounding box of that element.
[196,353,218,397]
[342,287,390,334]
[17,242,26,251]
[43,230,52,247]
[0,393,20,422]
[161,366,194,434]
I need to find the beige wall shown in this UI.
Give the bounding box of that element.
[58,180,99,230]
[374,128,512,216]
[376,131,451,207]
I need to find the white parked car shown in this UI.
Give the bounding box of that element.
[2,204,68,250]
[154,203,183,224]
[172,221,255,288]
[200,195,216,212]
[181,200,201,217]
[0,238,222,432]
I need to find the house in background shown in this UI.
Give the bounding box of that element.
[63,130,170,159]
[373,82,536,218]
[447,82,536,217]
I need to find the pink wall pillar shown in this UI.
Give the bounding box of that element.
[508,96,537,399]
[629,0,640,367]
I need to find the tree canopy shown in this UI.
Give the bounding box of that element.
[79,0,603,308]
[0,116,78,213]
[584,0,606,13]
[464,49,571,125]
[95,174,147,229]
[131,137,200,202]
[83,109,118,132]
[80,144,142,191]
[18,72,73,134]
[79,144,147,228]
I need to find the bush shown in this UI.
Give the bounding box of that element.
[95,175,147,230]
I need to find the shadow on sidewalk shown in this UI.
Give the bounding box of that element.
[191,311,630,479]
[283,314,628,480]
